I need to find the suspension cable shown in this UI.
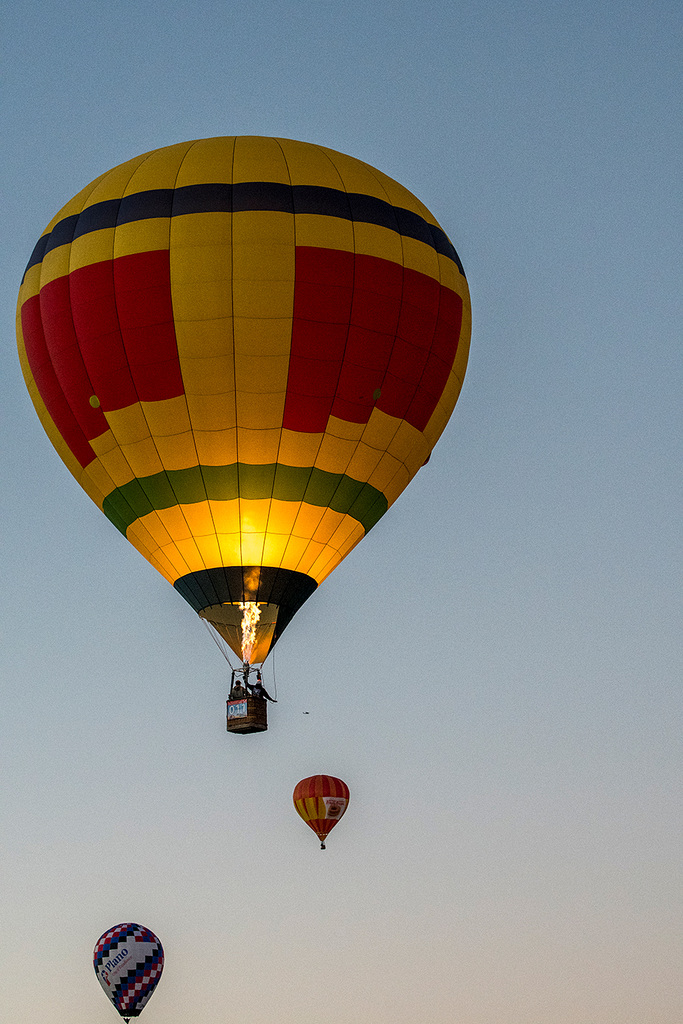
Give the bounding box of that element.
[270,647,278,699]
[202,618,278,700]
[202,619,237,671]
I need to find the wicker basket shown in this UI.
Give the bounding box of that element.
[226,696,268,734]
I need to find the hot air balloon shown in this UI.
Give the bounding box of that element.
[293,774,349,849]
[16,136,471,707]
[93,922,163,1021]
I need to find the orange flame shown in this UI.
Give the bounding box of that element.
[239,602,261,664]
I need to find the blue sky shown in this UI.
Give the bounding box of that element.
[1,2,681,1022]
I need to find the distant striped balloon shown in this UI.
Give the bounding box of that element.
[17,137,471,664]
[293,774,350,848]
[93,922,163,1021]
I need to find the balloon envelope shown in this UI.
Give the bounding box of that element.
[17,137,471,663]
[293,774,350,845]
[93,922,164,1020]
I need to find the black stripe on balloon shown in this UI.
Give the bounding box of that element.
[24,182,465,278]
[174,565,318,651]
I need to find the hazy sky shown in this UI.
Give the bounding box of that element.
[1,2,681,1022]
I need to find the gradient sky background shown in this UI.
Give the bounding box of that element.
[1,2,680,1022]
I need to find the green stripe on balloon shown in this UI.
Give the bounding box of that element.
[102,463,389,536]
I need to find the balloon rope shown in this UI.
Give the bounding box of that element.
[203,619,237,670]
[270,648,278,700]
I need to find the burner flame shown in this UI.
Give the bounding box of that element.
[239,602,261,664]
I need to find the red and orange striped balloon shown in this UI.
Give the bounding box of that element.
[17,137,471,663]
[293,774,350,849]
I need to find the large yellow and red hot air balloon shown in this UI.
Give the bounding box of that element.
[16,137,471,666]
[293,774,349,849]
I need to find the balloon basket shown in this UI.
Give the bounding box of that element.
[226,696,268,734]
